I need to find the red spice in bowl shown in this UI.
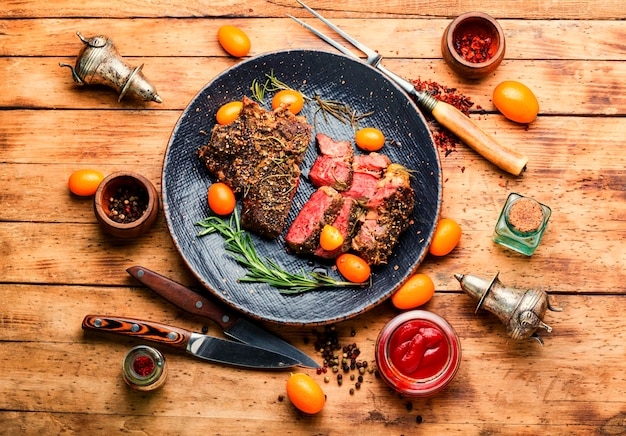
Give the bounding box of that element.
[375,310,461,397]
[441,12,506,79]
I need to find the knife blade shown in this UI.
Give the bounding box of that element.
[126,266,320,369]
[82,315,299,369]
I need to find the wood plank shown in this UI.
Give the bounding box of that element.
[0,217,623,294]
[1,0,625,20]
[3,110,624,168]
[2,56,625,114]
[2,18,625,61]
[1,285,624,432]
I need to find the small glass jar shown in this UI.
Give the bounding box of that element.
[492,193,551,256]
[122,345,167,391]
[375,310,461,397]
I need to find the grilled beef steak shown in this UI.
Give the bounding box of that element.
[351,163,414,265]
[286,131,414,265]
[285,186,343,254]
[198,96,312,238]
[308,133,353,191]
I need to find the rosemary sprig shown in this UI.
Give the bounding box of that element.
[249,71,372,128]
[195,210,365,294]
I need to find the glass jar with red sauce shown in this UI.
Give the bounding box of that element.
[375,310,461,397]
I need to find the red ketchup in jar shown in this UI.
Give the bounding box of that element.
[375,310,461,397]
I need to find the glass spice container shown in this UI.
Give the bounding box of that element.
[122,345,167,391]
[375,310,461,397]
[492,193,552,256]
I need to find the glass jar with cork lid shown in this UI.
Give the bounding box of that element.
[493,193,551,256]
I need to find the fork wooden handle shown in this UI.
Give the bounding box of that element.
[431,100,529,176]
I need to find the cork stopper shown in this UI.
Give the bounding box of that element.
[507,198,544,233]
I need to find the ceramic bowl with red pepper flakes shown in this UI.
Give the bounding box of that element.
[94,171,160,238]
[441,12,506,79]
[375,310,462,397]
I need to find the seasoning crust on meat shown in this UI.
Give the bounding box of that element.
[198,96,312,239]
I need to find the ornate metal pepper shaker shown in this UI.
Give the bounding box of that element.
[455,272,562,344]
[59,31,162,103]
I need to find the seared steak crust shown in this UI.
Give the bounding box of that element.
[351,164,414,265]
[198,96,312,238]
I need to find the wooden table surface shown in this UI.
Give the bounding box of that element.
[2,1,625,434]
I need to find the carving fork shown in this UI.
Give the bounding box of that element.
[289,0,528,176]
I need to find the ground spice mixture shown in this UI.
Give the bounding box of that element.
[410,78,478,157]
[507,198,544,233]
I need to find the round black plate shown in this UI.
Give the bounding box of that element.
[163,50,442,326]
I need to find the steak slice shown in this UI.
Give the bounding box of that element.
[198,96,312,238]
[308,133,353,191]
[285,186,343,254]
[351,163,415,265]
[313,197,362,259]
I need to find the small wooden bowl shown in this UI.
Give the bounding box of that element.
[441,12,506,79]
[94,171,159,238]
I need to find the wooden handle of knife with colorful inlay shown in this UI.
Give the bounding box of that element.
[82,315,192,350]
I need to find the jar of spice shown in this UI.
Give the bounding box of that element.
[375,310,461,397]
[441,12,506,79]
[492,193,552,256]
[122,345,167,391]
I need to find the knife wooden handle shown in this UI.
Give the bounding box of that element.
[431,100,529,176]
[126,266,239,330]
[82,314,191,350]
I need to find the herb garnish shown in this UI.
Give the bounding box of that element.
[195,210,366,294]
[250,70,371,128]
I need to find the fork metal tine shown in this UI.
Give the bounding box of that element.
[287,15,360,61]
[293,0,382,65]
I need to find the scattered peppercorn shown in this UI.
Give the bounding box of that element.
[416,415,423,424]
[201,325,209,334]
[405,402,413,411]
[311,325,377,396]
[278,394,284,402]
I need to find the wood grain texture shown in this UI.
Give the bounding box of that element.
[1,0,625,434]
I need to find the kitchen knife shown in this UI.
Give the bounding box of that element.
[126,266,320,369]
[82,315,299,369]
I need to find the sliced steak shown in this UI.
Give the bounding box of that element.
[351,163,415,265]
[308,133,353,191]
[285,186,343,254]
[343,153,391,200]
[352,152,391,177]
[313,197,362,259]
[198,96,312,238]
